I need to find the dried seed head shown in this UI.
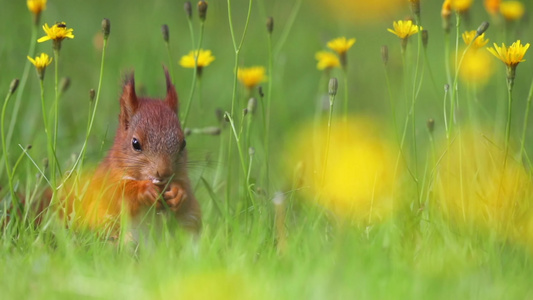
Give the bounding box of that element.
[101,18,111,40]
[26,144,32,150]
[198,1,208,22]
[89,89,96,102]
[381,45,389,65]
[247,97,257,114]
[184,2,192,19]
[43,158,49,169]
[60,77,71,94]
[421,30,429,48]
[184,128,192,136]
[161,24,169,43]
[9,79,20,94]
[223,112,230,123]
[476,21,489,36]
[249,147,255,156]
[202,126,221,135]
[266,17,274,34]
[427,118,435,133]
[328,77,338,97]
[444,84,450,92]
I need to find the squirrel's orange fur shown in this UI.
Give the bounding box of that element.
[57,68,201,235]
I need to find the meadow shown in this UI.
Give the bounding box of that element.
[2,0,533,298]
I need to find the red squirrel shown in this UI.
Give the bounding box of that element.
[58,68,201,235]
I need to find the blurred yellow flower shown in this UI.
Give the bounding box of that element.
[238,66,266,89]
[435,128,531,234]
[487,40,530,67]
[462,30,489,49]
[450,0,474,12]
[387,20,421,39]
[317,0,405,24]
[315,51,340,70]
[442,0,453,18]
[327,37,356,55]
[484,0,501,15]
[27,0,47,15]
[459,49,495,85]
[287,117,400,224]
[37,22,75,43]
[500,1,525,21]
[179,49,215,68]
[27,53,52,70]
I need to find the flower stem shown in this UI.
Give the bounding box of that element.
[1,84,20,216]
[182,21,205,128]
[321,94,335,187]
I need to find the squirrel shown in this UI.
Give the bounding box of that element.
[56,67,201,236]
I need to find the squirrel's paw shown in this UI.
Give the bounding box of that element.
[139,180,163,208]
[163,184,187,211]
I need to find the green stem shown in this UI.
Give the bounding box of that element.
[342,68,348,123]
[321,98,335,187]
[265,31,273,192]
[520,79,533,163]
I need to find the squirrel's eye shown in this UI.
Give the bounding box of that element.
[132,137,142,152]
[180,139,186,151]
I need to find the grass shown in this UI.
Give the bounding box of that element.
[2,0,533,299]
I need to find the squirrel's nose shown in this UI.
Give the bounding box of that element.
[152,170,173,186]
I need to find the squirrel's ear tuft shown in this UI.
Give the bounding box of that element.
[120,72,139,129]
[163,66,178,113]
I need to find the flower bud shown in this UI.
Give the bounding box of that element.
[476,21,489,36]
[258,86,264,98]
[328,77,338,97]
[101,18,111,40]
[249,147,255,156]
[427,118,435,134]
[184,128,192,136]
[184,2,192,19]
[247,97,257,114]
[60,77,71,94]
[161,24,169,43]
[198,1,208,22]
[421,30,429,49]
[89,89,96,102]
[381,45,389,65]
[9,79,20,94]
[242,108,248,117]
[266,17,274,34]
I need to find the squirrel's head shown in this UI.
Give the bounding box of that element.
[114,67,186,185]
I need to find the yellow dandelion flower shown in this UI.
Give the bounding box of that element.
[387,20,421,39]
[462,30,489,49]
[27,53,53,79]
[450,0,474,12]
[484,0,500,15]
[315,51,340,70]
[27,0,47,15]
[237,66,266,89]
[37,22,75,43]
[500,1,525,21]
[326,37,356,55]
[487,40,530,67]
[179,49,215,68]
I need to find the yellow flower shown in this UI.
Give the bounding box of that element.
[27,53,53,79]
[37,22,75,43]
[237,66,266,89]
[286,117,400,224]
[462,30,489,49]
[484,0,500,15]
[326,37,356,55]
[487,40,530,67]
[500,1,525,21]
[315,51,340,70]
[387,20,421,39]
[459,49,495,85]
[450,0,474,12]
[179,49,215,68]
[27,0,47,15]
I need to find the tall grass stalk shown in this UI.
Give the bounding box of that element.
[1,80,20,215]
[321,78,337,187]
